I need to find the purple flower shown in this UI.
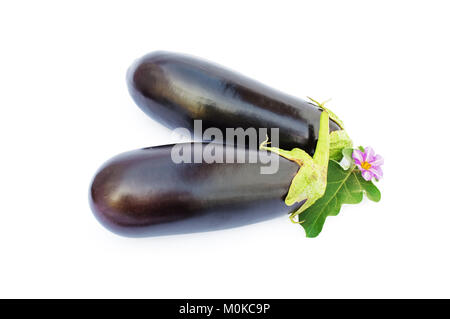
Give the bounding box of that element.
[352,147,384,181]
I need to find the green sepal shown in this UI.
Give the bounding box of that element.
[260,105,331,221]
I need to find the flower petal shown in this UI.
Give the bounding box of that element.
[352,149,364,164]
[370,154,384,166]
[361,170,374,181]
[369,165,383,180]
[364,146,375,162]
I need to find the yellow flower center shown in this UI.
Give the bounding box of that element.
[361,161,372,170]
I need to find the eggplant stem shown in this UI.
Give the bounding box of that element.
[307,96,345,129]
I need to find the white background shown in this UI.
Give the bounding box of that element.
[1,1,449,298]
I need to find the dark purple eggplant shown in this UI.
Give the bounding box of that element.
[89,143,302,237]
[127,51,340,154]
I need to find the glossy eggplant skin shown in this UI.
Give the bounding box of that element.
[89,143,301,237]
[127,51,340,154]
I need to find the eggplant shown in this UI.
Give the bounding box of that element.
[127,51,340,154]
[89,143,302,237]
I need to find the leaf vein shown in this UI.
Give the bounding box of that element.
[307,164,355,230]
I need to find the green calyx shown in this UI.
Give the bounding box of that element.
[260,98,353,223]
[260,98,382,237]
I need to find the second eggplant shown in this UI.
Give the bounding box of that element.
[127,51,340,154]
[89,143,302,237]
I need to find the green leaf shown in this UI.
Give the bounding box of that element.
[299,160,381,238]
[356,174,381,202]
